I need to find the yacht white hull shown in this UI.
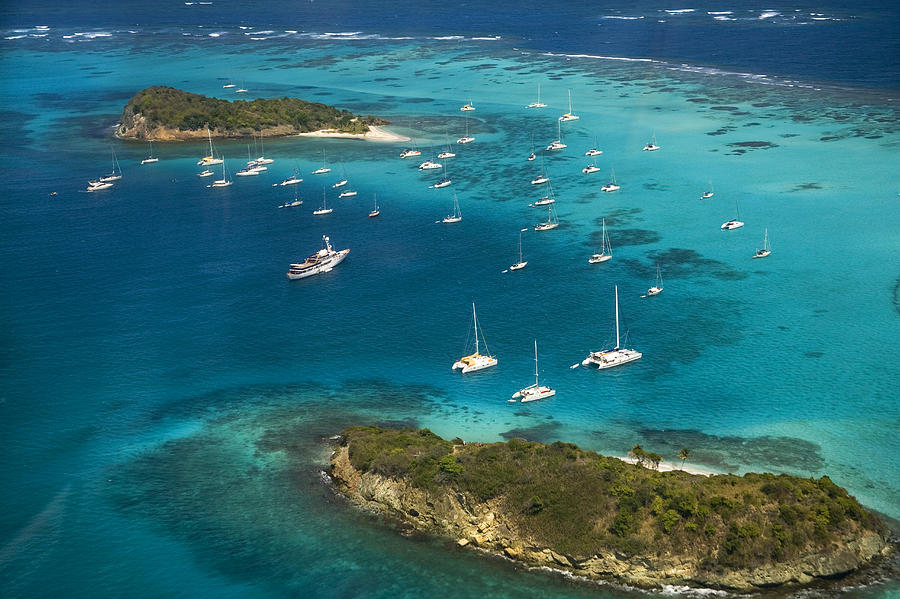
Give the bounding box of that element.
[431,180,451,188]
[753,250,771,259]
[582,166,601,174]
[531,176,549,185]
[286,244,348,280]
[721,220,744,230]
[534,223,558,231]
[601,184,620,192]
[642,145,660,151]
[514,385,556,402]
[338,191,357,198]
[313,208,333,215]
[333,179,348,187]
[198,158,223,166]
[457,136,475,144]
[589,253,611,264]
[141,158,159,165]
[312,168,331,174]
[278,178,302,186]
[509,261,527,271]
[452,356,497,373]
[647,287,662,296]
[582,348,642,369]
[437,151,456,159]
[585,149,602,156]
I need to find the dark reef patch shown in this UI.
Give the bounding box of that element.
[805,351,825,358]
[500,421,562,443]
[594,208,642,227]
[790,182,823,192]
[710,106,740,111]
[623,248,747,281]
[591,228,661,247]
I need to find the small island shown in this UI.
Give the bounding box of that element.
[330,426,893,592]
[117,86,391,141]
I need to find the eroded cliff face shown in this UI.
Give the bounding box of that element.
[329,446,891,592]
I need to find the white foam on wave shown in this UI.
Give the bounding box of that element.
[471,35,501,40]
[432,35,464,40]
[35,25,50,30]
[542,51,656,63]
[30,33,48,37]
[208,32,226,37]
[321,31,363,37]
[707,11,732,15]
[759,10,780,19]
[660,584,729,596]
[665,8,695,14]
[245,29,274,35]
[713,16,735,21]
[5,35,27,40]
[602,15,644,20]
[284,30,298,34]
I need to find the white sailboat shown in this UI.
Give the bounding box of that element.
[457,117,475,144]
[526,83,546,109]
[254,135,273,165]
[141,141,158,164]
[400,144,421,158]
[534,203,559,231]
[582,161,601,174]
[198,168,215,178]
[368,194,380,218]
[442,194,462,223]
[700,180,714,199]
[313,187,333,215]
[585,138,603,157]
[437,139,456,159]
[721,199,744,230]
[210,158,232,187]
[98,149,122,182]
[512,340,556,402]
[338,187,357,198]
[236,145,261,176]
[646,264,663,296]
[431,163,451,188]
[460,99,475,111]
[452,303,497,373]
[275,168,302,186]
[198,127,223,165]
[582,285,642,369]
[509,228,528,271]
[86,180,113,192]
[418,157,442,170]
[753,228,772,258]
[531,158,550,185]
[601,167,620,192]
[546,120,566,151]
[642,133,660,152]
[589,218,612,263]
[278,187,303,208]
[558,89,580,122]
[312,150,331,174]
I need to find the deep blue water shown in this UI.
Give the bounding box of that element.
[1,2,899,598]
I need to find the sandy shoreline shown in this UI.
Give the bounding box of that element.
[617,455,717,477]
[296,125,410,143]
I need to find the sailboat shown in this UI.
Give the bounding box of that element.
[368,194,380,218]
[721,199,744,230]
[700,180,714,199]
[235,82,248,93]
[512,340,556,402]
[646,264,663,296]
[236,145,261,176]
[338,186,357,198]
[582,285,642,369]
[431,163,451,188]
[437,138,456,159]
[312,150,331,175]
[582,160,601,174]
[534,203,559,231]
[753,228,771,258]
[98,149,122,182]
[460,99,475,112]
[418,156,442,170]
[457,117,475,144]
[210,158,232,187]
[276,168,302,186]
[585,138,603,157]
[601,167,620,192]
[559,89,580,122]
[442,194,462,223]
[546,120,567,151]
[509,228,528,271]
[452,303,497,373]
[254,135,273,165]
[531,158,550,185]
[642,133,660,152]
[526,83,546,109]
[141,141,158,164]
[278,187,303,209]
[313,187,333,215]
[400,143,421,158]
[530,181,556,207]
[589,219,612,263]
[197,127,223,166]
[198,168,215,178]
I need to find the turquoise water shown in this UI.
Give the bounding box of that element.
[1,20,898,599]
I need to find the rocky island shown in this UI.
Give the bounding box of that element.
[329,426,893,592]
[116,86,389,141]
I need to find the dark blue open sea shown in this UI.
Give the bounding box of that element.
[1,2,898,597]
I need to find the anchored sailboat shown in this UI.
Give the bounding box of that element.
[197,127,223,166]
[442,194,462,223]
[601,167,620,192]
[526,83,546,109]
[642,133,660,151]
[141,141,158,164]
[582,285,642,369]
[546,120,566,151]
[509,228,528,271]
[559,89,579,122]
[721,199,744,230]
[646,264,663,296]
[512,340,556,402]
[452,303,497,373]
[589,219,612,263]
[753,228,772,258]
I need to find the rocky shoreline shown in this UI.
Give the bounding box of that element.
[329,439,893,593]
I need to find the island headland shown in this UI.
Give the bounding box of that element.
[329,426,893,592]
[116,86,391,141]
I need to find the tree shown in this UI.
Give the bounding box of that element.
[630,444,646,466]
[678,448,691,469]
[647,452,663,470]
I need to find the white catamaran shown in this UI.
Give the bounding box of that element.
[512,340,556,402]
[589,218,612,263]
[452,303,498,373]
[197,127,223,166]
[582,285,642,369]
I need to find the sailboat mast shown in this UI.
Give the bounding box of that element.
[533,339,539,385]
[472,303,479,354]
[614,285,620,349]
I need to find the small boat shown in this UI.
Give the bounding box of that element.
[646,264,663,296]
[141,141,158,164]
[442,194,462,223]
[368,194,380,218]
[235,83,248,93]
[333,179,348,188]
[509,228,528,271]
[400,148,422,158]
[198,169,215,178]
[437,146,456,159]
[558,89,580,122]
[278,188,303,209]
[582,285,642,369]
[210,159,232,187]
[721,199,744,230]
[286,235,349,280]
[276,169,302,186]
[312,150,331,174]
[460,100,475,112]
[527,135,536,161]
[531,172,550,185]
[431,164,452,188]
[534,203,559,231]
[526,83,546,109]
[700,180,714,199]
[418,159,442,171]
[642,133,660,152]
[585,138,603,156]
[582,163,601,174]
[530,194,554,207]
[601,167,620,192]
[313,188,333,215]
[452,303,497,373]
[753,228,772,258]
[457,118,475,144]
[222,83,235,89]
[197,127,223,166]
[98,148,122,182]
[546,120,566,151]
[338,189,357,198]
[589,218,612,263]
[512,340,555,402]
[86,180,113,192]
[253,135,274,165]
[235,151,261,177]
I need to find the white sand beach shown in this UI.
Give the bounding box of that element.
[296,125,410,142]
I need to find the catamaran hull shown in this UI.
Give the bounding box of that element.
[452,359,497,373]
[582,350,642,369]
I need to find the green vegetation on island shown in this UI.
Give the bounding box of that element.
[118,86,387,139]
[333,426,890,589]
